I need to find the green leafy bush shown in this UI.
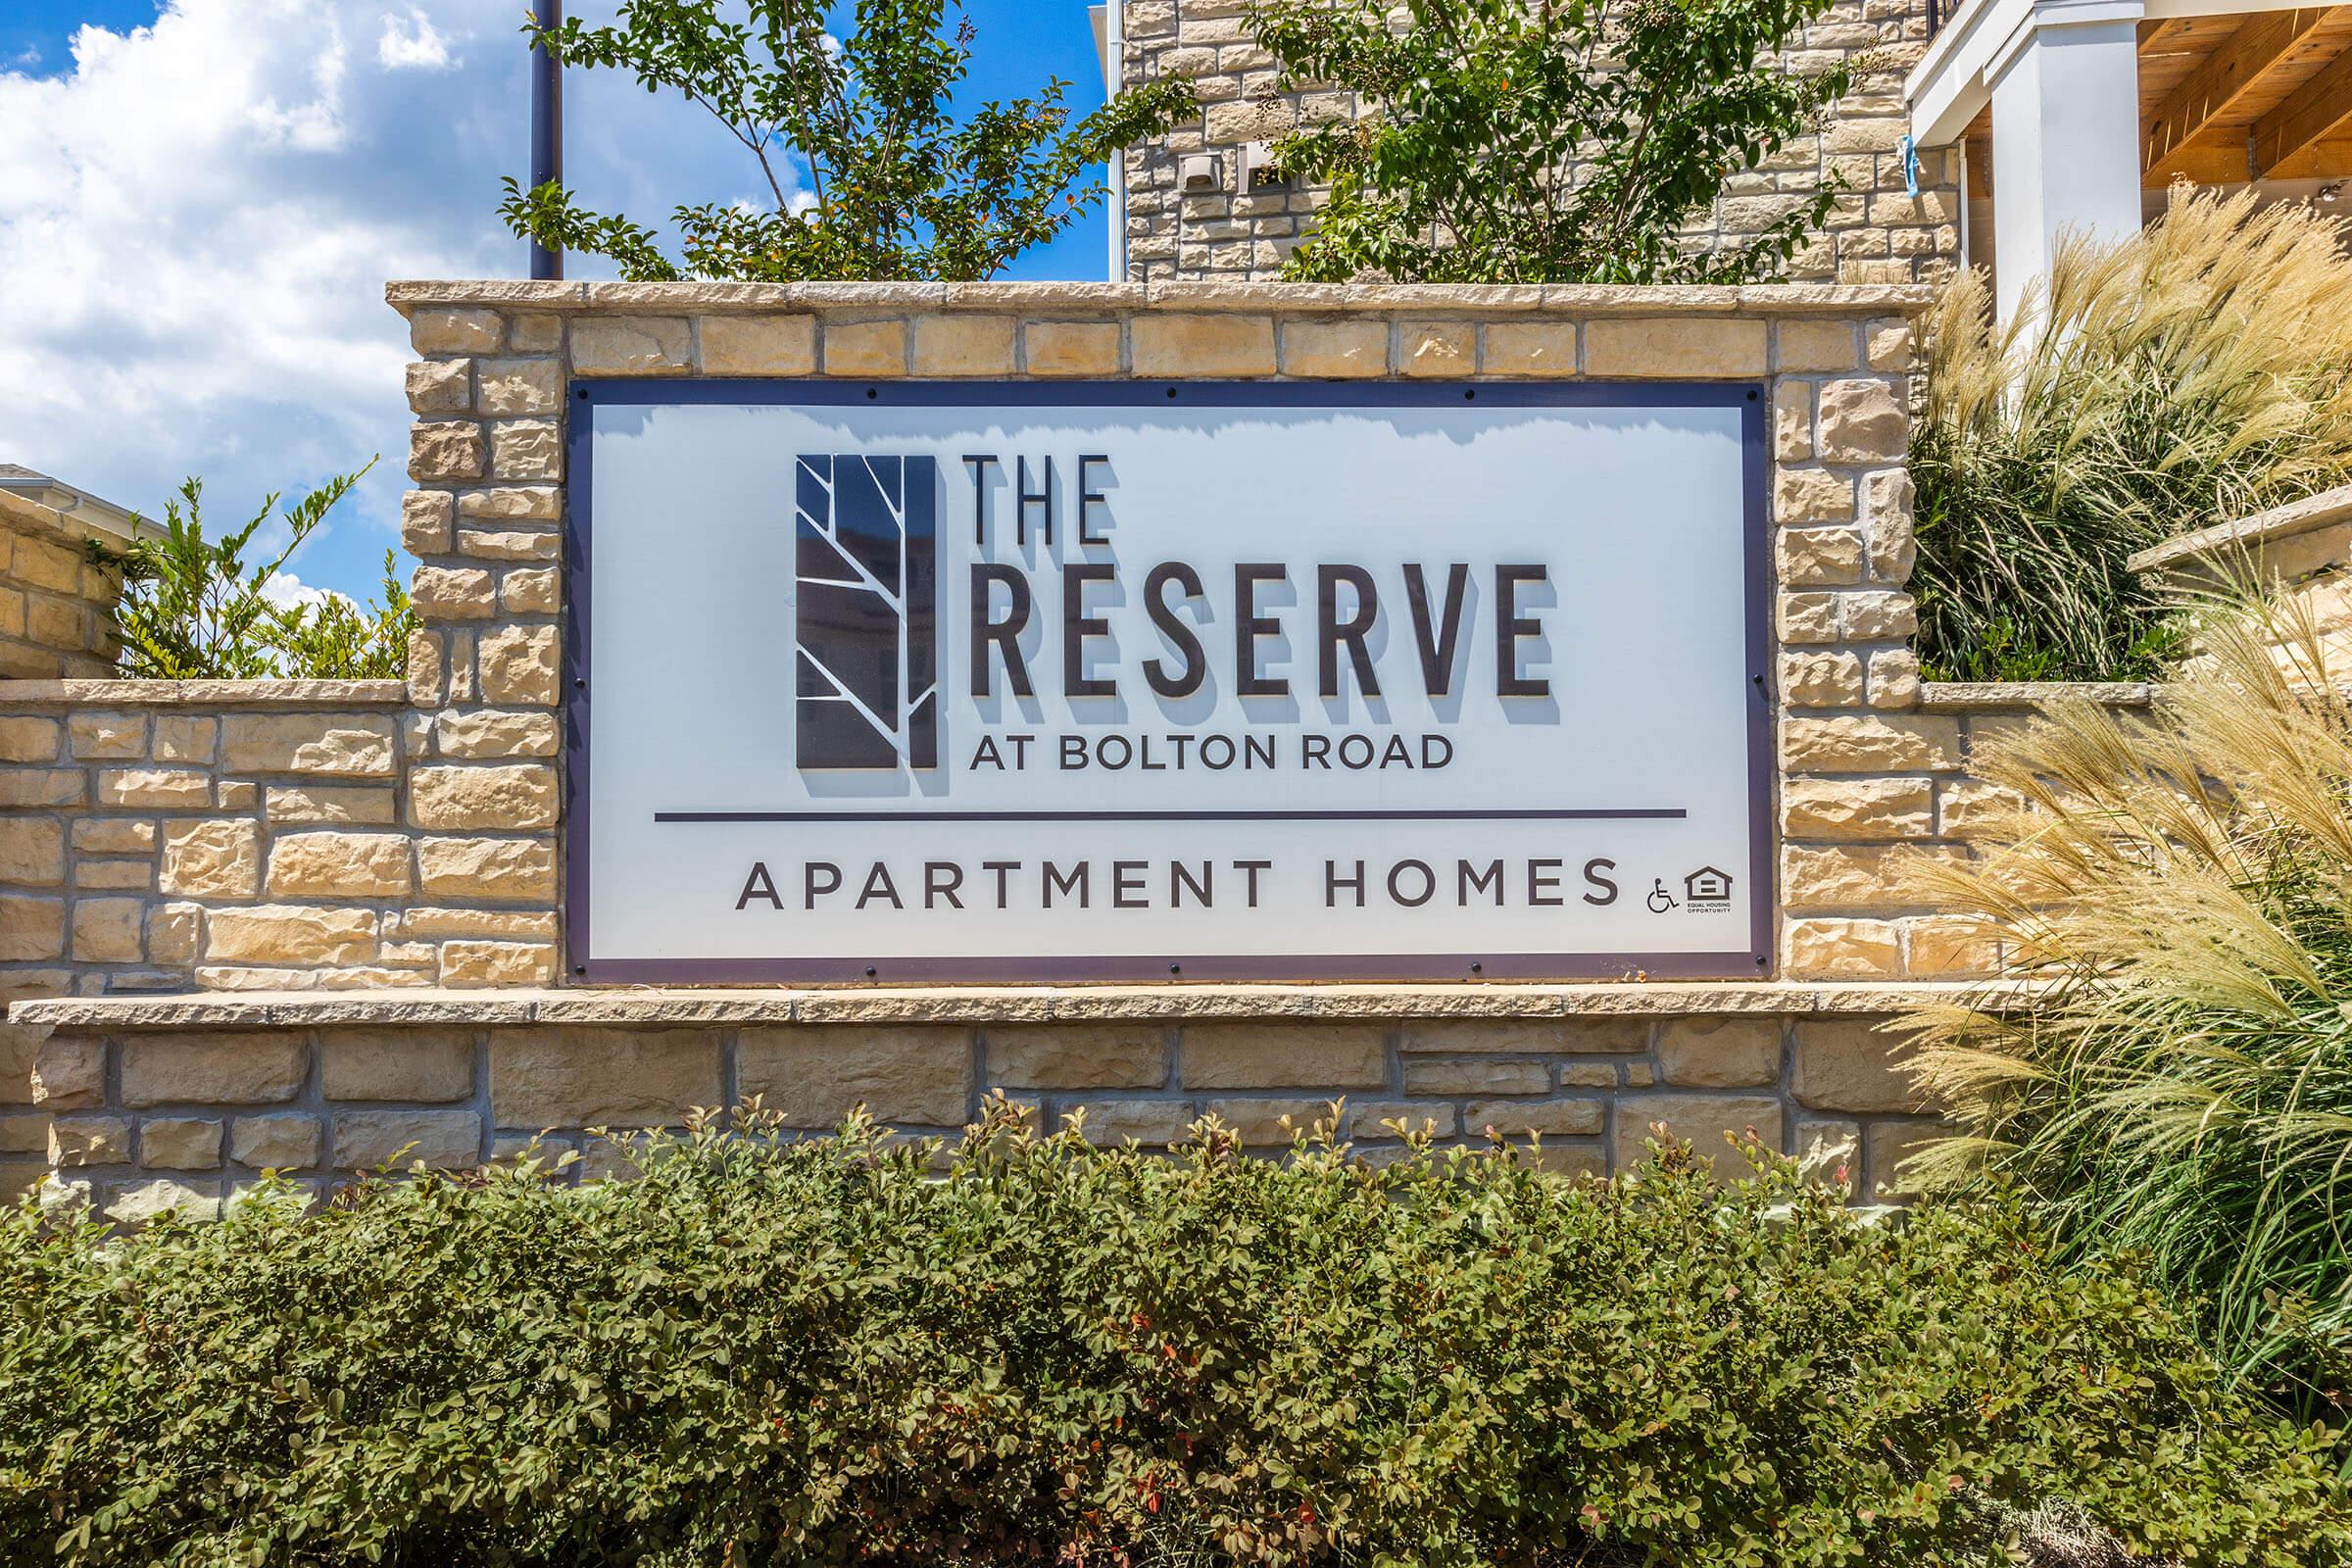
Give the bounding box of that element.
[102,464,414,680]
[500,0,1194,282]
[1250,0,1857,284]
[1912,190,2352,681]
[4,1104,2345,1566]
[1901,599,2352,1410]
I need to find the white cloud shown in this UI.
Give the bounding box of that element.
[259,568,342,612]
[0,0,780,599]
[376,9,453,71]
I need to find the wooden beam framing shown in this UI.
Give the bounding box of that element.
[2255,37,2352,174]
[2143,9,2340,184]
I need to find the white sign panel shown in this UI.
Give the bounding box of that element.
[571,382,1768,982]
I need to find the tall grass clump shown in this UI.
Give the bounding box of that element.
[1912,189,2352,681]
[1902,597,2352,1405]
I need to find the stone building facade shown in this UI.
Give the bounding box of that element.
[0,487,128,680]
[1113,0,1961,287]
[0,279,2068,1219]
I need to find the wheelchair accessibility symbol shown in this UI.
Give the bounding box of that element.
[1646,879,1679,914]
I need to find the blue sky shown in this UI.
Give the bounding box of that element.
[0,0,1119,604]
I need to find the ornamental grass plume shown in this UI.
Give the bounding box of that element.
[1900,594,2352,1401]
[1911,188,2352,680]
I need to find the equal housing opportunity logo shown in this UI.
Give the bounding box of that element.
[793,454,939,770]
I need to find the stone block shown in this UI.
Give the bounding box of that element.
[490,420,563,482]
[220,714,397,776]
[1775,465,1855,523]
[1058,1099,1195,1145]
[409,765,560,830]
[458,528,558,562]
[160,818,261,897]
[501,568,561,614]
[333,1108,483,1169]
[474,358,562,416]
[415,836,557,900]
[911,315,1016,375]
[68,712,146,760]
[74,859,152,892]
[141,1115,222,1169]
[149,716,217,763]
[1130,314,1276,377]
[73,819,155,855]
[409,420,485,483]
[1791,1018,1919,1112]
[1023,320,1121,376]
[823,318,909,376]
[265,785,397,825]
[1279,318,1387,377]
[322,1029,476,1102]
[1775,320,1863,373]
[122,1033,307,1106]
[1818,378,1907,463]
[230,1113,321,1169]
[0,769,82,808]
[1402,1058,1548,1096]
[0,716,60,761]
[1783,917,1904,978]
[71,897,144,962]
[50,1116,131,1165]
[1867,648,1921,710]
[437,940,558,985]
[267,831,414,898]
[1584,318,1766,377]
[1656,1016,1783,1088]
[1781,777,1932,840]
[0,894,66,960]
[96,769,210,808]
[107,1178,221,1224]
[1864,1116,1946,1198]
[1481,321,1577,376]
[491,1029,725,1128]
[1905,915,2001,977]
[571,317,691,375]
[1781,713,1961,772]
[203,906,379,967]
[1397,321,1474,377]
[699,315,817,375]
[1464,1098,1603,1137]
[410,308,501,354]
[1611,1094,1784,1173]
[475,624,560,705]
[1180,1023,1387,1089]
[406,359,470,414]
[30,1034,104,1107]
[1398,1017,1648,1054]
[458,486,562,522]
[985,1025,1169,1089]
[737,1025,975,1128]
[0,817,64,885]
[435,710,560,760]
[0,1110,43,1153]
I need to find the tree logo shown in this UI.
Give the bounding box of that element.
[793,454,938,770]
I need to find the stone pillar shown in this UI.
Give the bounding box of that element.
[1986,11,2143,323]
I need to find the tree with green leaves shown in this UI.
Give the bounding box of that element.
[99,463,415,681]
[500,0,1195,281]
[1250,0,1859,284]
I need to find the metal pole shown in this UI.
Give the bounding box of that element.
[529,0,564,281]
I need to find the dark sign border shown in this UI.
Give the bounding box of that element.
[564,378,1772,985]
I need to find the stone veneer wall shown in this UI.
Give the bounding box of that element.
[0,488,125,679]
[0,279,2077,1217]
[1116,0,1961,287]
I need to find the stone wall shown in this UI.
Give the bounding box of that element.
[0,279,2075,1214]
[0,488,125,679]
[2130,484,2352,672]
[1116,0,1961,287]
[15,985,1989,1220]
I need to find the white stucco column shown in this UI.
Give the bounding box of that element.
[1987,11,2144,323]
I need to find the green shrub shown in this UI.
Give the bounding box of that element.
[1911,190,2352,681]
[1901,600,2352,1411]
[102,463,415,680]
[4,1105,2344,1566]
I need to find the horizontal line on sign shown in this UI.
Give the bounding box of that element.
[654,808,1688,823]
